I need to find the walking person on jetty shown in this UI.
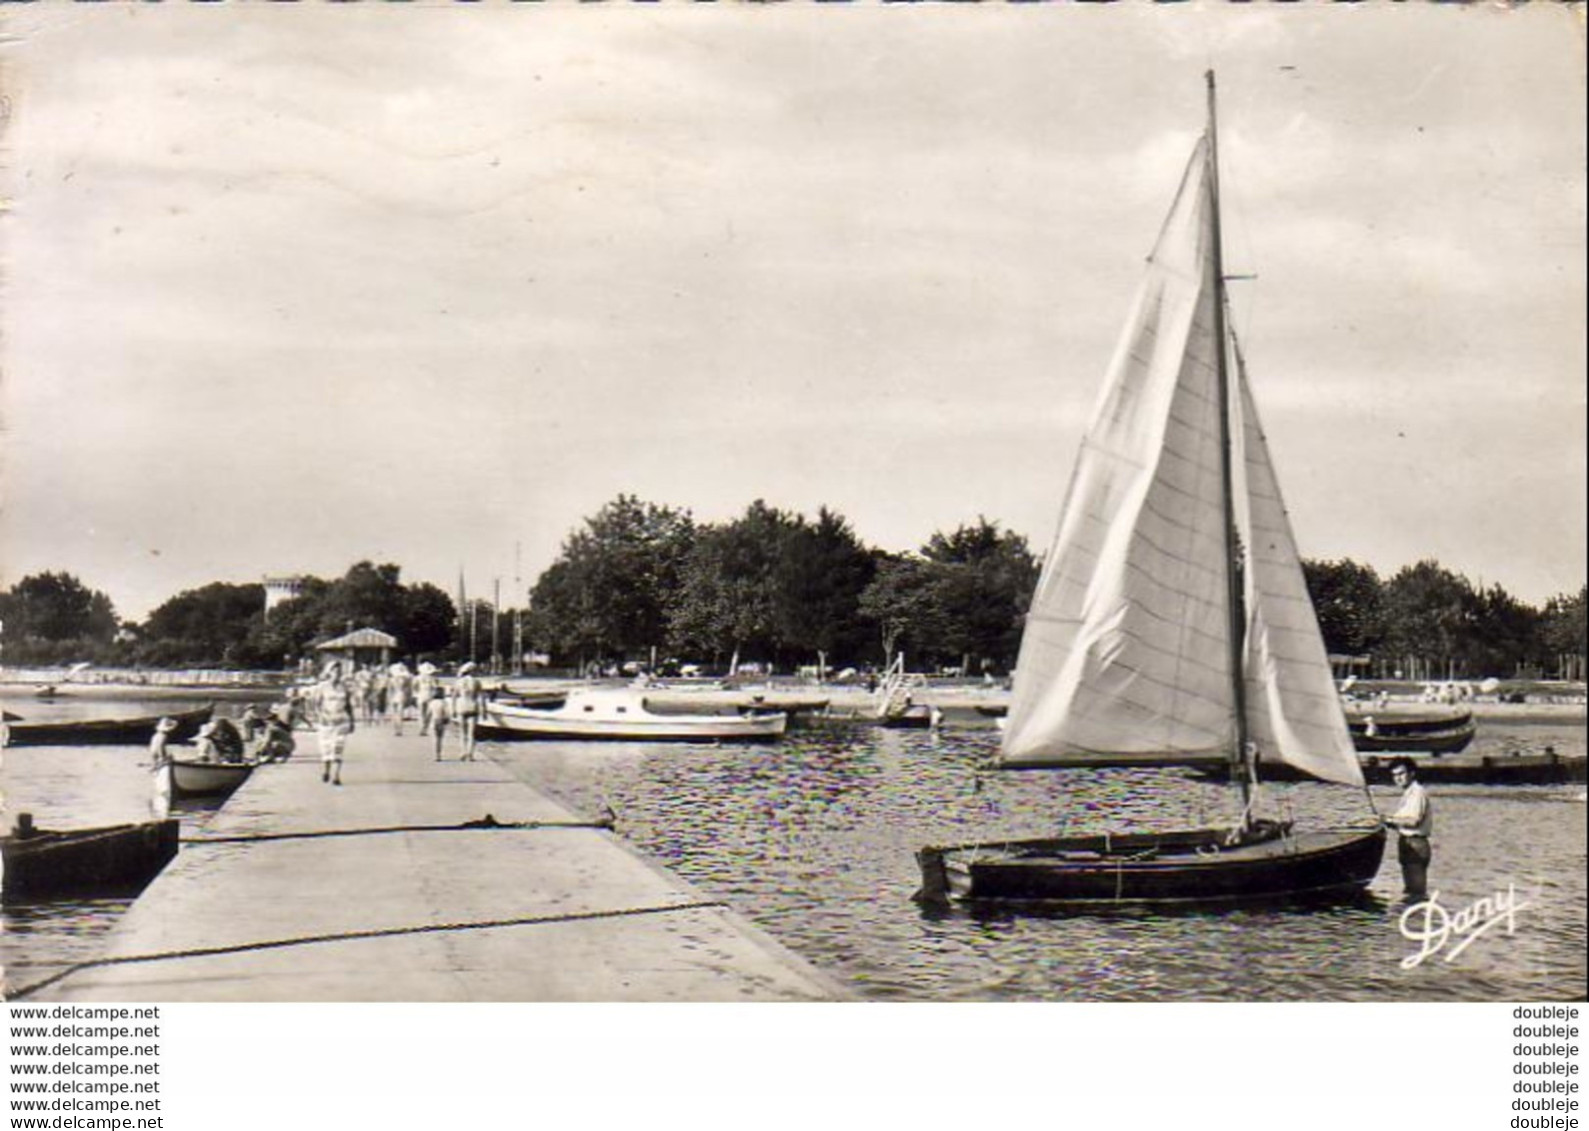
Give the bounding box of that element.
[450,662,484,761]
[415,663,439,735]
[1383,757,1433,900]
[389,661,414,736]
[367,667,389,724]
[313,663,356,786]
[423,687,449,760]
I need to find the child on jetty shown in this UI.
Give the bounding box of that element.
[424,687,449,760]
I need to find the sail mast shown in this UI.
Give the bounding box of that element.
[1205,70,1252,811]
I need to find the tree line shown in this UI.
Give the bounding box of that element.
[1,494,1584,680]
[0,564,454,670]
[1302,559,1584,682]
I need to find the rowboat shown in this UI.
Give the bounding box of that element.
[1349,709,1473,734]
[1,703,213,747]
[481,688,788,742]
[161,757,255,798]
[1348,711,1476,754]
[2,813,179,902]
[1351,721,1476,755]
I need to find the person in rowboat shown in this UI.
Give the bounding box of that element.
[193,721,224,762]
[148,717,178,767]
[1383,757,1433,900]
[235,704,265,744]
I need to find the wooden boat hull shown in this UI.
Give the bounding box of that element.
[492,692,568,710]
[1197,748,1584,786]
[873,704,939,729]
[1348,710,1472,735]
[166,758,254,798]
[2,704,213,747]
[1351,723,1476,754]
[1356,751,1585,786]
[916,824,1387,908]
[2,819,179,902]
[482,699,788,742]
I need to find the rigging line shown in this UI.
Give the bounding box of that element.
[2,899,728,1003]
[1361,781,1384,819]
[181,816,614,845]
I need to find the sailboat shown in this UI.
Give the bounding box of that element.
[915,74,1387,908]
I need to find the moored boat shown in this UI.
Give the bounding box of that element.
[1,703,213,748]
[489,689,569,710]
[920,824,1386,906]
[2,813,180,902]
[1348,709,1473,735]
[1347,709,1476,753]
[481,688,788,742]
[916,74,1386,910]
[878,704,938,729]
[1206,747,1587,787]
[868,656,940,729]
[1351,721,1476,755]
[162,757,255,798]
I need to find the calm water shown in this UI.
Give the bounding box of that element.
[4,695,1584,1001]
[1,695,237,992]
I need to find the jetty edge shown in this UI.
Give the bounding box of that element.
[23,727,847,1002]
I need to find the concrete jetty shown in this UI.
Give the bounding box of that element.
[31,726,846,1002]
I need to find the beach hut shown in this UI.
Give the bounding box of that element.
[315,627,397,672]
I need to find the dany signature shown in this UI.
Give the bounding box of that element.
[1399,884,1531,969]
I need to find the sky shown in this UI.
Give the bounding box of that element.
[1,3,1584,623]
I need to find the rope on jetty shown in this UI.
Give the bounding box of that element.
[3,899,728,1001]
[181,812,615,846]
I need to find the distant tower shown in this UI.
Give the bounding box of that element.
[262,575,305,618]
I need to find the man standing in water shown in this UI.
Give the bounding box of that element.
[314,663,356,785]
[1383,757,1433,899]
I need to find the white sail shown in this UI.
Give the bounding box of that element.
[1234,356,1364,786]
[1001,139,1237,768]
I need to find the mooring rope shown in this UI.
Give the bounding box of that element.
[3,899,727,1001]
[181,814,614,845]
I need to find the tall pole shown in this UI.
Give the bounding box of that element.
[456,568,467,663]
[513,542,523,676]
[1206,70,1252,819]
[492,577,501,674]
